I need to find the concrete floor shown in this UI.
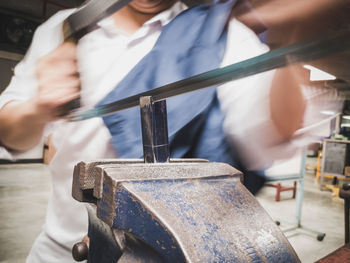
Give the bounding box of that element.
[257,169,344,263]
[0,164,51,263]
[0,161,345,263]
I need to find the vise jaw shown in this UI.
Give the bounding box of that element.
[72,159,300,263]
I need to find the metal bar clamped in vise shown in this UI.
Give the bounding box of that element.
[139,97,169,164]
[71,96,301,262]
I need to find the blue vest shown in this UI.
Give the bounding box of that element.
[98,0,265,194]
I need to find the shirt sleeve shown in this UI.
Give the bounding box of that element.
[0,9,75,110]
[0,10,74,159]
[218,19,344,170]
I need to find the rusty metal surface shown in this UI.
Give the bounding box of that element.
[73,160,300,262]
[72,159,143,202]
[72,159,208,202]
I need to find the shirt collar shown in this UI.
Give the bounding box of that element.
[97,1,187,37]
[144,1,187,27]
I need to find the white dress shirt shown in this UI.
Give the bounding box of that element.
[0,2,328,261]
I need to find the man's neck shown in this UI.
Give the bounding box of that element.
[111,6,156,34]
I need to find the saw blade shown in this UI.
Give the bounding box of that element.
[67,28,350,122]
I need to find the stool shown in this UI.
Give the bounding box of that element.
[266,182,297,202]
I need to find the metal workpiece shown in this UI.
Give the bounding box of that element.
[72,160,300,262]
[140,97,170,163]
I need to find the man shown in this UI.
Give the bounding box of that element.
[0,0,308,261]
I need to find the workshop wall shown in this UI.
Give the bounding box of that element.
[0,58,18,94]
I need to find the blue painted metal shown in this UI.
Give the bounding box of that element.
[72,160,300,262]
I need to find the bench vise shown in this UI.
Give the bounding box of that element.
[71,97,300,262]
[72,158,299,262]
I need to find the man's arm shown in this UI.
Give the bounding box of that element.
[0,100,48,151]
[268,66,307,141]
[229,0,348,140]
[0,42,80,151]
[229,1,341,141]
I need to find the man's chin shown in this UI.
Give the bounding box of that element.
[129,0,176,14]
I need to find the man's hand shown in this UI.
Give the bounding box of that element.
[0,42,80,151]
[35,41,80,121]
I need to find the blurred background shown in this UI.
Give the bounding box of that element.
[0,0,349,262]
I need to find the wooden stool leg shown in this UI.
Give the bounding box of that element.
[276,183,281,202]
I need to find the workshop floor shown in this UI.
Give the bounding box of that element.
[257,169,344,263]
[0,161,345,263]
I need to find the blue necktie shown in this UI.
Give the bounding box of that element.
[98,0,265,194]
